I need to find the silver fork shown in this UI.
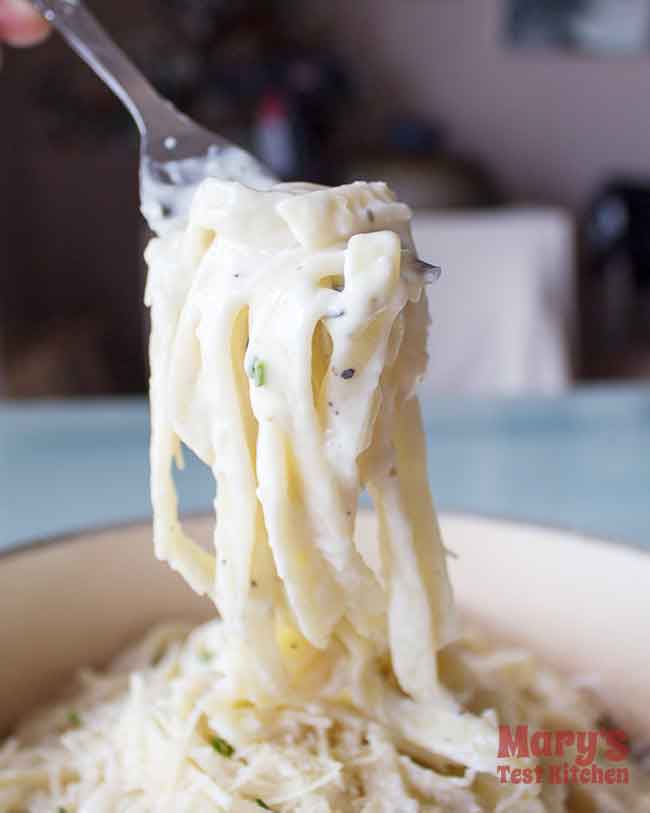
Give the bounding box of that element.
[30,0,275,232]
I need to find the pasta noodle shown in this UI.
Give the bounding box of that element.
[146,180,456,708]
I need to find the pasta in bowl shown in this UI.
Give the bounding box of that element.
[2,515,649,812]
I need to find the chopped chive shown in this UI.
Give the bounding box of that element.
[253,360,265,387]
[247,357,266,387]
[198,648,213,663]
[66,710,81,728]
[256,800,274,811]
[58,808,67,813]
[210,735,235,758]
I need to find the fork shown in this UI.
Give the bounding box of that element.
[30,0,275,232]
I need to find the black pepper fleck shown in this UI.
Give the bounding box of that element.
[596,714,618,730]
[341,368,355,380]
[366,209,375,223]
[251,580,258,588]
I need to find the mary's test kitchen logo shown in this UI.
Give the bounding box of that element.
[498,725,630,785]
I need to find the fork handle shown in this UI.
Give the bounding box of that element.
[30,0,160,134]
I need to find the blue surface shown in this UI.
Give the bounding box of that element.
[1,388,649,550]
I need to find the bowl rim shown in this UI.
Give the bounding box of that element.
[1,510,648,567]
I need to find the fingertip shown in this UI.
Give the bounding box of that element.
[0,0,51,47]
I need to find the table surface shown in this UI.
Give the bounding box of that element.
[1,387,649,552]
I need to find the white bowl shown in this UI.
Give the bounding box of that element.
[1,514,649,737]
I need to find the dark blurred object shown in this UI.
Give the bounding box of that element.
[387,117,446,156]
[587,180,650,291]
[507,0,589,48]
[165,0,255,43]
[582,179,650,379]
[251,54,350,182]
[34,66,132,146]
[133,0,351,182]
[345,116,501,210]
[3,317,112,398]
[32,0,352,176]
[506,0,650,55]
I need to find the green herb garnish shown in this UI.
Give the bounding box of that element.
[66,710,81,728]
[252,359,266,387]
[198,648,213,663]
[256,800,274,811]
[58,807,67,813]
[210,735,235,758]
[246,357,266,387]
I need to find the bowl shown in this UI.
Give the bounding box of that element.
[1,513,649,737]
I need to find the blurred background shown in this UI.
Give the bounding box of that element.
[2,0,650,398]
